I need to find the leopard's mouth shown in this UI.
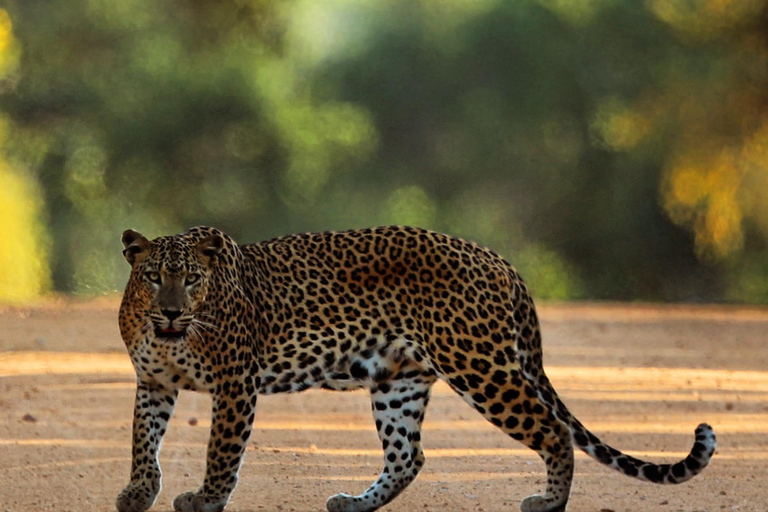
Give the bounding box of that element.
[154,326,188,340]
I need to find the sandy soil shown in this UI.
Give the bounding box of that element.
[1,299,767,512]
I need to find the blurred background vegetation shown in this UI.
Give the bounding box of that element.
[1,0,768,303]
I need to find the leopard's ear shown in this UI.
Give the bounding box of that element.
[122,229,150,266]
[196,234,224,267]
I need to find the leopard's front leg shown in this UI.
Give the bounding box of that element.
[117,382,178,512]
[173,378,258,512]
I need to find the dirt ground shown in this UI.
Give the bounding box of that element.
[1,299,767,512]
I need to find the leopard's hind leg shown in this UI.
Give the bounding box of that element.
[447,366,574,512]
[326,367,435,512]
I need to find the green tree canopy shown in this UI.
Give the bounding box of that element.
[2,0,768,302]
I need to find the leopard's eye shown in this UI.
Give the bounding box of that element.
[145,271,161,284]
[185,273,200,286]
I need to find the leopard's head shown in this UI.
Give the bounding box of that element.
[121,229,224,341]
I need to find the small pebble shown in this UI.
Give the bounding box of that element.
[22,413,37,422]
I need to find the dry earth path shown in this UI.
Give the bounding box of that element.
[1,300,767,511]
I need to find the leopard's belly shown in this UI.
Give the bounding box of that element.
[256,335,434,395]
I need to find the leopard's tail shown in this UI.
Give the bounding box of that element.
[541,373,716,484]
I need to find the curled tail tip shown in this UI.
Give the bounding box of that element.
[574,421,716,484]
[638,423,716,485]
[695,422,715,441]
[696,423,717,451]
[694,422,717,461]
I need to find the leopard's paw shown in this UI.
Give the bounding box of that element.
[520,494,567,512]
[326,493,372,512]
[116,480,160,512]
[172,490,228,512]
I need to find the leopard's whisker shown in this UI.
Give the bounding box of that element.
[192,318,219,332]
[187,323,204,341]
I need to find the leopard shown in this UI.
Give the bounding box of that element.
[115,225,716,512]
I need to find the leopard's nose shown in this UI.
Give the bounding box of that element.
[161,309,182,321]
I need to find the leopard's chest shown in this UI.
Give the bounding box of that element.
[130,341,214,393]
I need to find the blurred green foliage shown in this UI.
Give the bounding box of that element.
[1,0,768,302]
